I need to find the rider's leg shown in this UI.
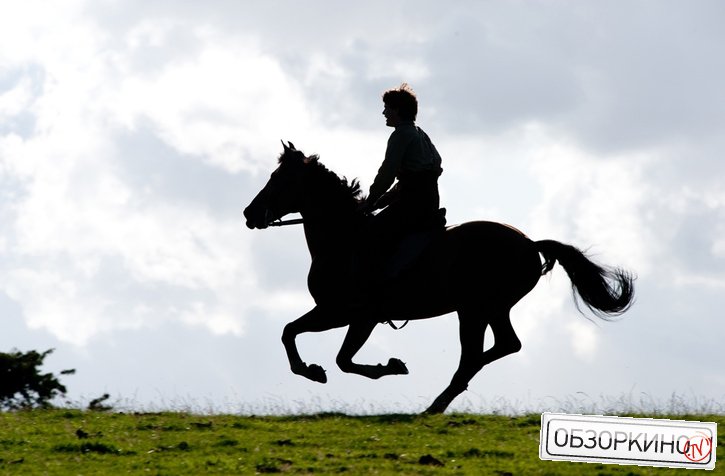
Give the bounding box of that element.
[353,204,403,302]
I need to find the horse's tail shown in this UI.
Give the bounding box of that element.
[535,240,635,320]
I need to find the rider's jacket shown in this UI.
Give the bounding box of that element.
[367,121,442,209]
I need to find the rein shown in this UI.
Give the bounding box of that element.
[269,218,305,227]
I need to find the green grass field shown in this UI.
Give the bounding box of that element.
[0,410,721,475]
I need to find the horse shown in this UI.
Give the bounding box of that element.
[243,141,635,414]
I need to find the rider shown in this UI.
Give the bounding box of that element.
[359,83,445,281]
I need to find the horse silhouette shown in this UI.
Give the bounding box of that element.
[243,142,635,414]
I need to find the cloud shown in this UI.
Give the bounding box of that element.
[110,30,315,174]
[0,3,319,345]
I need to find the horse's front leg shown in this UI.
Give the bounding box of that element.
[282,306,346,383]
[336,321,409,379]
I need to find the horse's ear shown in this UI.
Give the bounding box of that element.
[281,141,297,152]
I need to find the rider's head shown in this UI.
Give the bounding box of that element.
[382,83,418,122]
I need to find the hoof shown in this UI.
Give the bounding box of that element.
[306,363,327,383]
[387,358,409,375]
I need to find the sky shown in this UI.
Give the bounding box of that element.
[1,0,724,414]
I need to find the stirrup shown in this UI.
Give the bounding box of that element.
[384,320,409,330]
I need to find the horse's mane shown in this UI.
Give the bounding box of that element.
[279,148,364,209]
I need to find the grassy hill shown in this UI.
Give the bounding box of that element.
[0,410,722,474]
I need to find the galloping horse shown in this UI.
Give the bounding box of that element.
[243,142,635,414]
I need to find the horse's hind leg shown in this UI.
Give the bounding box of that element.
[424,310,487,414]
[336,321,409,379]
[424,307,521,414]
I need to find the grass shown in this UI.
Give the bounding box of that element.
[0,410,722,474]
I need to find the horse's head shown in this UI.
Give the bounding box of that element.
[244,141,312,229]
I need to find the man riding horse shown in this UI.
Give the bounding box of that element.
[242,85,634,414]
[359,83,446,286]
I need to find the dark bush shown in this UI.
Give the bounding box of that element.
[0,348,75,410]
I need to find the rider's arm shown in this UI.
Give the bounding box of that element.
[372,184,399,210]
[367,129,409,207]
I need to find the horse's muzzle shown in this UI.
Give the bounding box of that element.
[243,206,272,229]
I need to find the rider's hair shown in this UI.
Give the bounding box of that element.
[382,83,418,121]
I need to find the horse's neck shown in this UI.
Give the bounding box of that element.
[301,209,358,260]
[300,167,361,259]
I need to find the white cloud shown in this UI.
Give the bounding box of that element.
[0,4,319,345]
[527,128,656,276]
[565,320,599,362]
[112,27,314,174]
[0,77,34,120]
